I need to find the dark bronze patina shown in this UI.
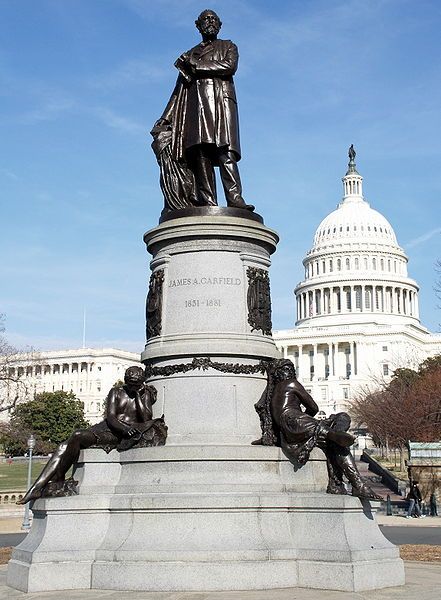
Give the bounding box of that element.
[252,359,382,500]
[146,269,164,339]
[246,267,273,335]
[152,9,254,214]
[17,367,167,505]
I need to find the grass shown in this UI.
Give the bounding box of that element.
[0,461,48,491]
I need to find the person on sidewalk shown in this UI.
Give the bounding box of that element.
[406,481,426,518]
[430,492,438,517]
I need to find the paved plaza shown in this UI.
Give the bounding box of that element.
[1,562,440,600]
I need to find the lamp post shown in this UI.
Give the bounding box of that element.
[21,433,36,531]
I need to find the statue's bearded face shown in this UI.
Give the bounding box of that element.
[124,367,144,387]
[196,11,221,37]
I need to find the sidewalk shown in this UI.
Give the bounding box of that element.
[0,518,24,534]
[1,562,441,600]
[376,515,441,527]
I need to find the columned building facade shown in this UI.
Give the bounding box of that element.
[3,348,141,423]
[273,151,441,415]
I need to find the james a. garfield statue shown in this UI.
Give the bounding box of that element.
[152,9,254,212]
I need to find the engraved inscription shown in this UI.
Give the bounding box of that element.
[185,299,221,308]
[169,276,241,288]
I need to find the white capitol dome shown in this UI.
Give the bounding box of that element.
[273,147,440,417]
[313,197,398,249]
[295,147,419,326]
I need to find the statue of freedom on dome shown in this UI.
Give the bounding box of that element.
[151,9,254,214]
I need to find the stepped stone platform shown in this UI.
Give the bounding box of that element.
[7,446,404,593]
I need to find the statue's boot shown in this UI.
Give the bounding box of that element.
[16,441,70,505]
[337,452,383,500]
[228,195,255,211]
[325,450,348,495]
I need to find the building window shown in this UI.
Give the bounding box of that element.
[346,258,350,269]
[382,345,388,352]
[35,365,42,375]
[383,364,389,376]
[321,388,327,400]
[72,363,78,373]
[325,364,330,379]
[346,363,351,378]
[44,365,51,375]
[62,363,69,374]
[355,257,359,269]
[343,387,349,399]
[53,364,60,374]
[355,287,362,309]
[322,261,325,273]
[81,362,87,372]
[98,366,102,371]
[337,259,341,271]
[346,289,351,310]
[372,258,376,270]
[26,366,33,376]
[365,288,371,310]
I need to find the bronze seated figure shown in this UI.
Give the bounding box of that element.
[18,366,167,505]
[252,358,382,500]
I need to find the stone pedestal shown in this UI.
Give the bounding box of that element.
[7,447,404,593]
[7,209,405,594]
[141,209,280,445]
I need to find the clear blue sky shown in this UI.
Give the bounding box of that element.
[1,0,440,353]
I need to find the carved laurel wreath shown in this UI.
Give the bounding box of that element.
[145,356,269,378]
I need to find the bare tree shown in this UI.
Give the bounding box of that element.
[0,315,42,413]
[351,356,441,471]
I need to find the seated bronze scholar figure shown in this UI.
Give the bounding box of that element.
[18,366,167,505]
[253,359,381,500]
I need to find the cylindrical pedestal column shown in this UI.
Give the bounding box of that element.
[141,208,280,445]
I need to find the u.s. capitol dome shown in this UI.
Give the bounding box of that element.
[273,147,441,418]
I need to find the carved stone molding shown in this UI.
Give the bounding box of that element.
[145,356,268,379]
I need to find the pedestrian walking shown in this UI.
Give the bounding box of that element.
[430,492,438,517]
[406,481,425,518]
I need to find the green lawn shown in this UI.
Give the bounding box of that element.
[0,461,48,491]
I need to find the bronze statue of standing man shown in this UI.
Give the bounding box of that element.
[152,9,254,212]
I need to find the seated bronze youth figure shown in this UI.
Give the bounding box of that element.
[253,359,381,500]
[18,366,167,504]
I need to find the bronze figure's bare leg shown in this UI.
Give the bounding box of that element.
[17,430,96,505]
